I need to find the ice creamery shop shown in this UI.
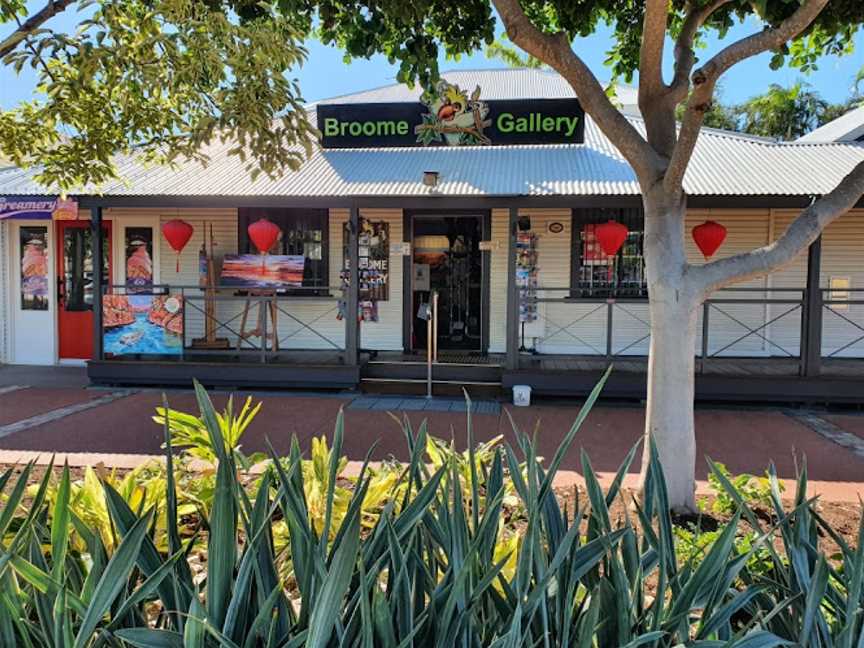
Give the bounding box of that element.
[1,68,864,402]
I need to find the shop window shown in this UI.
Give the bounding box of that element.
[570,207,647,298]
[238,208,329,293]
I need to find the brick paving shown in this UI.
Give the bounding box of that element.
[0,368,861,502]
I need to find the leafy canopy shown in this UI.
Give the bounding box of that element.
[0,0,315,188]
[284,0,862,83]
[0,0,862,189]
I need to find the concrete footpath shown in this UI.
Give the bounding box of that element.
[0,365,863,502]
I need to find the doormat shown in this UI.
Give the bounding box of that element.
[348,396,500,415]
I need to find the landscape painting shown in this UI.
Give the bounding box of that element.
[220,254,304,289]
[103,294,183,356]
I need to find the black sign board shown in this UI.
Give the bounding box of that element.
[317,98,585,149]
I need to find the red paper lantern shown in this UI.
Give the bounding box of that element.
[247,219,281,254]
[692,220,727,259]
[162,219,194,272]
[595,220,628,257]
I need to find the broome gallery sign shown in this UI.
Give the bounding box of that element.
[318,80,585,149]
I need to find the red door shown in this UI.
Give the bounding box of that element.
[57,220,112,360]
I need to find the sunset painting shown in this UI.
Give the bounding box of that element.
[220,254,304,289]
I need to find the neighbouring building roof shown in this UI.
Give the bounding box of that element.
[0,68,862,199]
[797,105,864,143]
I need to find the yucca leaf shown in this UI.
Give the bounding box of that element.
[241,585,284,648]
[0,461,34,540]
[321,407,345,551]
[698,587,765,640]
[49,463,71,584]
[114,628,185,647]
[728,630,792,648]
[537,365,612,505]
[198,385,239,630]
[184,594,207,648]
[305,479,366,648]
[72,509,154,648]
[800,555,829,646]
[108,547,187,629]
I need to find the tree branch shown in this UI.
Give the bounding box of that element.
[664,0,829,194]
[492,0,666,182]
[669,0,732,103]
[0,0,76,59]
[691,159,864,295]
[638,0,668,106]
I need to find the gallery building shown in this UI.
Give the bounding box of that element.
[1,68,864,402]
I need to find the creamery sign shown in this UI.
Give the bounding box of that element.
[317,81,584,149]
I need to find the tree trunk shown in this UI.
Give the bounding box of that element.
[640,190,698,512]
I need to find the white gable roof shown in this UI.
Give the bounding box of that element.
[0,69,861,199]
[798,105,864,143]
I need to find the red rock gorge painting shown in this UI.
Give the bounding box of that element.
[103,294,183,355]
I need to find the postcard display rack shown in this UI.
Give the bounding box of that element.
[340,220,390,323]
[516,231,543,350]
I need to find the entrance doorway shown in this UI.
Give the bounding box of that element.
[56,220,112,360]
[409,213,489,356]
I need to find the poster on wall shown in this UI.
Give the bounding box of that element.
[220,254,304,290]
[342,219,389,302]
[125,227,154,291]
[20,226,48,310]
[103,294,183,356]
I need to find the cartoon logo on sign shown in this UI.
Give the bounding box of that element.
[415,81,491,146]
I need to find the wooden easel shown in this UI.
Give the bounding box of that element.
[192,223,230,349]
[237,290,279,351]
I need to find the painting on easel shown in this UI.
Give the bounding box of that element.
[220,254,304,290]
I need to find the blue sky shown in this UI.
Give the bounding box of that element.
[0,10,861,109]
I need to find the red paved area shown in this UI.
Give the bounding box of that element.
[0,390,350,455]
[2,388,863,486]
[0,388,104,426]
[822,414,864,441]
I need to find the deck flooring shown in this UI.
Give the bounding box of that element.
[518,355,864,379]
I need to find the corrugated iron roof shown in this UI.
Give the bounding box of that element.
[797,106,864,143]
[0,69,862,199]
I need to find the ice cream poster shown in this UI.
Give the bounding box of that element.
[125,227,153,291]
[103,294,183,356]
[20,226,48,311]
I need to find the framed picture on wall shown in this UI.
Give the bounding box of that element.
[125,227,154,291]
[20,226,49,311]
[343,219,389,302]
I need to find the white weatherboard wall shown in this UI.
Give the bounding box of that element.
[687,210,772,357]
[6,219,57,364]
[488,209,509,353]
[490,209,796,357]
[0,220,9,363]
[770,208,864,358]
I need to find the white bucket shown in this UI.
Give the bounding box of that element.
[512,384,532,407]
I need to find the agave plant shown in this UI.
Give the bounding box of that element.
[0,370,859,647]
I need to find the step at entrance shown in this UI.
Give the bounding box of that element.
[363,360,502,384]
[361,359,504,397]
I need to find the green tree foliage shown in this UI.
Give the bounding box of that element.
[0,0,317,189]
[485,36,545,68]
[737,82,828,139]
[2,1,862,189]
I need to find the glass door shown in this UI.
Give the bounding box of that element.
[56,220,112,360]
